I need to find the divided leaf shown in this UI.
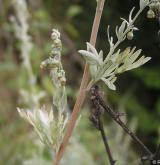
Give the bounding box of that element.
[78,42,103,65]
[79,43,151,91]
[117,47,151,73]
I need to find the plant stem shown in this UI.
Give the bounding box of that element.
[92,85,153,157]
[98,116,116,165]
[90,86,115,165]
[54,1,106,164]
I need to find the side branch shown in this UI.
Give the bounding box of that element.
[90,89,116,165]
[98,117,116,165]
[91,85,153,159]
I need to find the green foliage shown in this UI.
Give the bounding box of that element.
[133,68,160,89]
[67,5,83,19]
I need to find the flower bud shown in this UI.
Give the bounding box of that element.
[40,57,60,69]
[127,31,134,40]
[60,77,66,86]
[147,9,156,19]
[51,29,60,40]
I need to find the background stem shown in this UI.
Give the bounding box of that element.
[93,85,153,157]
[90,86,116,165]
[98,116,116,165]
[54,0,106,164]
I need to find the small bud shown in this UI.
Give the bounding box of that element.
[40,58,60,69]
[51,33,57,40]
[54,39,62,48]
[127,31,134,40]
[147,9,156,19]
[60,77,66,86]
[51,29,60,40]
[57,72,62,79]
[40,61,46,69]
[51,48,61,55]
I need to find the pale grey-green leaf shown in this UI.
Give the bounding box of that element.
[101,77,116,90]
[78,50,101,65]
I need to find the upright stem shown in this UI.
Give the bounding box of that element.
[54,0,106,164]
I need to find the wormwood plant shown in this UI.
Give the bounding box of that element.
[11,0,45,109]
[12,1,96,164]
[18,28,68,151]
[11,0,68,154]
[16,0,160,164]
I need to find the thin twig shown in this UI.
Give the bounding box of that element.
[91,85,153,160]
[98,117,116,165]
[142,144,160,164]
[54,1,106,164]
[90,87,116,165]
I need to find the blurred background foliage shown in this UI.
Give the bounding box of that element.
[0,0,160,164]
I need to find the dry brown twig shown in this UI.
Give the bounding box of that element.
[54,0,106,164]
[90,87,116,165]
[90,85,155,164]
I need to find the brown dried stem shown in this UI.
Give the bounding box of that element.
[91,85,153,162]
[90,88,116,165]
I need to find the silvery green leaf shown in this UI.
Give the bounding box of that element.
[118,20,126,36]
[133,27,139,31]
[79,43,103,65]
[116,47,151,73]
[116,47,131,64]
[107,26,114,48]
[129,7,135,23]
[102,63,118,78]
[17,107,68,151]
[90,65,98,78]
[101,76,117,90]
[80,2,151,92]
[87,42,103,62]
[115,26,119,38]
[110,49,121,62]
[128,49,142,64]
[94,60,113,80]
[99,50,103,61]
[78,50,101,65]
[52,86,67,112]
[126,56,151,70]
[87,42,99,56]
[140,0,149,10]
[120,18,129,26]
[122,47,139,65]
[59,88,68,112]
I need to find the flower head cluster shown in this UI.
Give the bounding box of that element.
[147,0,160,18]
[11,0,45,108]
[10,0,32,68]
[18,29,68,151]
[41,29,67,112]
[41,29,66,88]
[79,0,151,90]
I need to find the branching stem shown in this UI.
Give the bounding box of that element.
[98,117,116,165]
[91,85,153,160]
[90,86,116,165]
